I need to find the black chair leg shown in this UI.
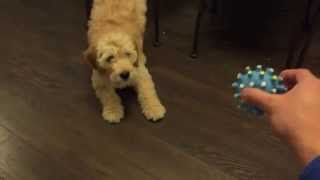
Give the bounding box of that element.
[285,0,314,69]
[86,0,93,20]
[191,0,207,59]
[285,26,305,69]
[296,3,320,68]
[153,0,160,47]
[295,28,315,68]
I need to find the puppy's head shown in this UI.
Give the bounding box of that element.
[84,32,140,84]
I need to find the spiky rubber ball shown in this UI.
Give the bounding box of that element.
[232,65,288,115]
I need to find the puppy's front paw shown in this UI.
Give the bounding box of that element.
[143,103,166,122]
[102,107,124,123]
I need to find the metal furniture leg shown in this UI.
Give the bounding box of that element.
[285,0,315,68]
[190,0,207,59]
[295,3,320,68]
[153,0,160,47]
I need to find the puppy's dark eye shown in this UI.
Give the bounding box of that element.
[106,55,114,63]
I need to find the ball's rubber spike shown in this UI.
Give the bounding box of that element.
[272,75,278,81]
[260,81,267,88]
[267,68,275,74]
[256,65,262,69]
[271,88,277,93]
[232,82,238,88]
[237,73,242,79]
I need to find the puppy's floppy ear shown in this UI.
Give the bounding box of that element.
[82,46,98,69]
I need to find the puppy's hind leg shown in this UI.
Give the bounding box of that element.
[92,72,124,123]
[135,66,166,122]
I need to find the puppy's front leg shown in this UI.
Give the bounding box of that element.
[95,87,124,123]
[135,66,166,122]
[92,72,124,123]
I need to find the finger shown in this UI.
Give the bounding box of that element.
[280,69,314,83]
[241,88,278,113]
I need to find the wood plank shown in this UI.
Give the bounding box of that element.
[0,125,83,180]
[0,87,234,180]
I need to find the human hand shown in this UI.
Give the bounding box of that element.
[241,69,320,166]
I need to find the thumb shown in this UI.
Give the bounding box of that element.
[241,88,276,113]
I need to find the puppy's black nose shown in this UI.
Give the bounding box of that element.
[120,72,130,80]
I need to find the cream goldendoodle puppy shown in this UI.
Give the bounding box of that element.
[84,0,166,123]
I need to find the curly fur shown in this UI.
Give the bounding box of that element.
[84,0,166,123]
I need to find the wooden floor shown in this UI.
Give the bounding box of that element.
[0,0,319,179]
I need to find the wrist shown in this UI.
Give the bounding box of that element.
[292,139,320,166]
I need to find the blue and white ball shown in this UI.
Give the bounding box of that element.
[232,65,288,115]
